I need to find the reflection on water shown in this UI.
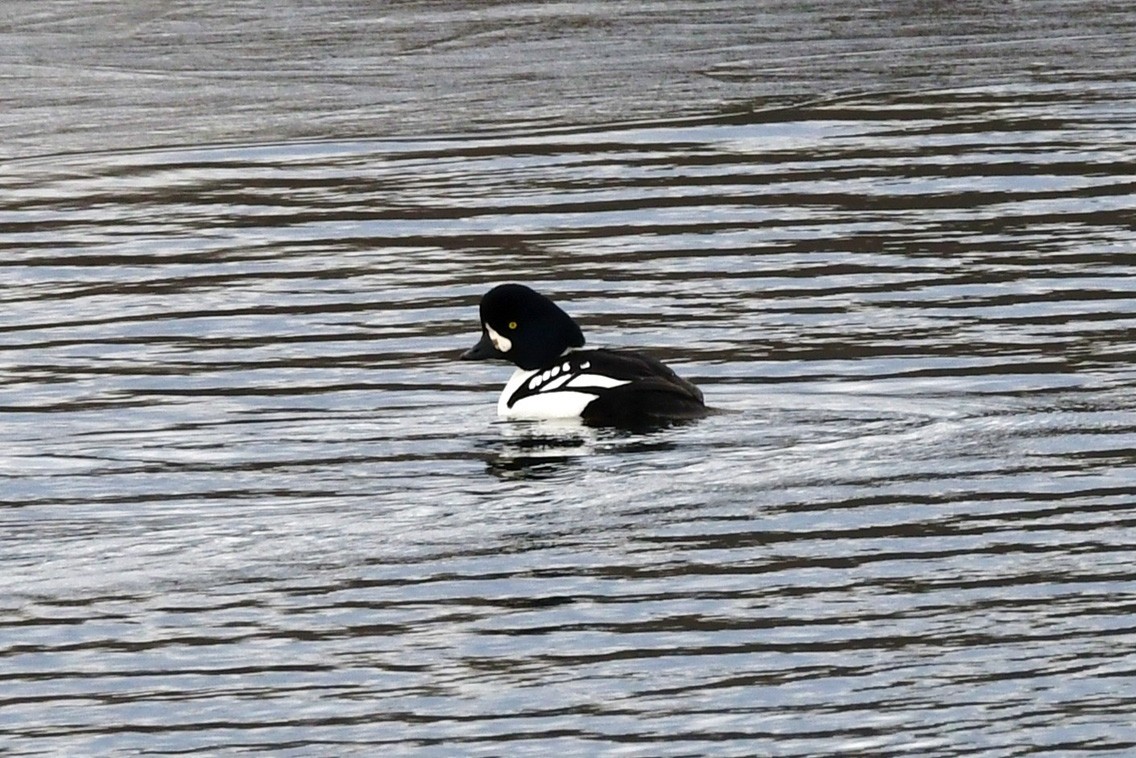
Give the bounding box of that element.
[477,422,696,480]
[4,1,1136,755]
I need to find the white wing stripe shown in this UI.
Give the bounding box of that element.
[541,374,574,391]
[566,374,630,390]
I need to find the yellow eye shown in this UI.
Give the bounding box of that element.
[508,321,518,330]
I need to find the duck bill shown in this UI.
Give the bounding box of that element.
[461,331,504,361]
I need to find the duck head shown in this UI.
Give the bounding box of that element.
[461,284,585,370]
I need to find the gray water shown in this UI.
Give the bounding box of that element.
[4,2,1136,756]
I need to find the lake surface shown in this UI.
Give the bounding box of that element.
[3,2,1136,755]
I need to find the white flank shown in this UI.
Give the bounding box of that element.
[505,391,599,419]
[498,368,536,417]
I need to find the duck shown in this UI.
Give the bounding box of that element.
[461,284,708,427]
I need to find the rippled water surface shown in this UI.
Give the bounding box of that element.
[4,2,1136,755]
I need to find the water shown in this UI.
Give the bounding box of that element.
[4,2,1136,755]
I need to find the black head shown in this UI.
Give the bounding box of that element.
[460,284,585,370]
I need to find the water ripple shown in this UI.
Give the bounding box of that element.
[4,16,1136,757]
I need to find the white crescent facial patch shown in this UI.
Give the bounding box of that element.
[485,323,512,353]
